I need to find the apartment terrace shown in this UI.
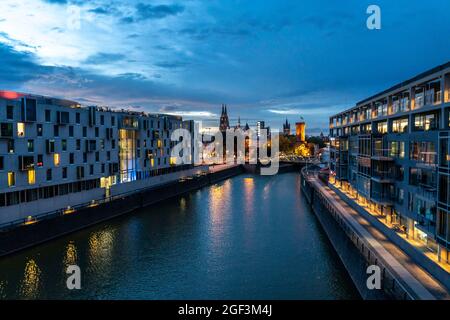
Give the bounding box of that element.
[329,62,450,132]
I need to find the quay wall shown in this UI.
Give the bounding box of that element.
[301,170,411,300]
[0,165,244,258]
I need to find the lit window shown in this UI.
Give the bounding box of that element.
[151,158,155,167]
[54,153,60,166]
[7,172,15,187]
[170,157,177,165]
[28,169,35,185]
[17,122,25,137]
[157,139,162,148]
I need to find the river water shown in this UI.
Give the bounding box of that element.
[0,172,359,299]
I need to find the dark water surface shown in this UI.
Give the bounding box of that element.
[0,173,359,299]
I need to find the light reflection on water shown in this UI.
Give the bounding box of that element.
[19,259,41,299]
[0,173,359,299]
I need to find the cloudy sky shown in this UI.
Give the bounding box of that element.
[1,0,450,134]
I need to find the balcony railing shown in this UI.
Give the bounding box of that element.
[371,190,395,204]
[372,148,393,159]
[416,185,437,201]
[372,168,397,182]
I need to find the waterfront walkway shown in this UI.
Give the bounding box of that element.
[305,172,450,300]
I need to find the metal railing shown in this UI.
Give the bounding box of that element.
[0,167,210,232]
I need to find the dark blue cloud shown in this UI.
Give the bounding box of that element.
[7,0,450,135]
[155,61,188,69]
[136,3,184,20]
[121,3,184,23]
[88,7,110,15]
[84,53,125,64]
[0,42,52,87]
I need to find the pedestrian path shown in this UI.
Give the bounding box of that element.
[306,173,450,300]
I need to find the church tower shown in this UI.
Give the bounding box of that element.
[283,118,291,135]
[219,104,230,132]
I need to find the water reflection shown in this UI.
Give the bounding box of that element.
[63,241,78,267]
[0,173,359,299]
[180,197,187,212]
[19,259,41,299]
[209,180,231,226]
[88,229,116,274]
[243,177,255,214]
[0,279,7,299]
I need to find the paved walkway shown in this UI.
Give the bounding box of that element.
[207,163,240,173]
[306,173,450,300]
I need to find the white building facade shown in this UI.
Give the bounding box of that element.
[0,91,194,226]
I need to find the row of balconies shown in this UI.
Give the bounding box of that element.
[330,75,449,129]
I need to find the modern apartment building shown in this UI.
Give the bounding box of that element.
[329,62,450,263]
[0,91,194,226]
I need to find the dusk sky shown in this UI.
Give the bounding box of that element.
[1,0,450,134]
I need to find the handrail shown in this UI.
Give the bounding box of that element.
[0,167,210,231]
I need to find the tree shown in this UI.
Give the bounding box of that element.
[294,143,311,157]
[279,135,296,153]
[307,136,326,148]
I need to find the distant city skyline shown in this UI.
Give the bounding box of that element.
[1,0,450,135]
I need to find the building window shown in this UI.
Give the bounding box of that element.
[76,139,81,150]
[83,126,87,137]
[76,112,80,124]
[17,122,25,137]
[62,139,67,151]
[414,112,439,131]
[46,169,52,181]
[27,139,34,152]
[95,127,99,137]
[410,141,436,165]
[54,125,59,137]
[37,154,43,167]
[389,141,405,159]
[111,139,116,149]
[69,153,74,164]
[7,172,15,187]
[28,169,36,185]
[107,151,111,161]
[54,153,60,166]
[100,115,104,125]
[62,167,67,179]
[83,152,87,163]
[392,117,408,133]
[6,105,14,120]
[101,163,105,173]
[7,140,14,153]
[440,136,449,166]
[376,121,387,134]
[95,152,99,162]
[37,123,43,136]
[111,116,115,126]
[89,164,94,175]
[69,125,74,137]
[0,156,3,170]
[45,109,51,122]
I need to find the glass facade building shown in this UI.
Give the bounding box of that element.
[329,62,450,265]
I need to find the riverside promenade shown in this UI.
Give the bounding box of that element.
[302,169,450,300]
